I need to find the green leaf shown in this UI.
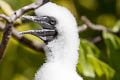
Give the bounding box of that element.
[13,74,29,80]
[103,32,120,79]
[77,39,100,78]
[4,0,35,10]
[0,0,14,16]
[77,39,115,79]
[113,20,120,32]
[88,55,115,79]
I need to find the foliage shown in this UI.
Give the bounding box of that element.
[0,0,120,80]
[77,39,115,80]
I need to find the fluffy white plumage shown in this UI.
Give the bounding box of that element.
[34,2,83,80]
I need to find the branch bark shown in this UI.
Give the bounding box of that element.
[0,0,49,63]
[10,0,49,22]
[0,14,10,22]
[79,16,120,44]
[80,16,120,34]
[0,22,12,62]
[78,24,87,32]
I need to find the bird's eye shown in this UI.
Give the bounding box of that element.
[49,20,56,25]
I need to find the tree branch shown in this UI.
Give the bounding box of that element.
[89,36,102,44]
[0,14,10,22]
[78,24,87,32]
[10,0,50,22]
[79,16,120,44]
[0,0,50,63]
[80,16,120,34]
[0,22,13,63]
[81,16,107,31]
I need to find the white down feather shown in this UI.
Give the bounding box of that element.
[34,2,83,80]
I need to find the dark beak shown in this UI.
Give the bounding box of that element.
[19,15,57,43]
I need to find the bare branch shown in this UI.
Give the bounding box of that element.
[0,14,10,22]
[80,16,118,34]
[80,16,120,44]
[78,24,87,32]
[0,0,50,63]
[80,16,120,36]
[0,22,13,63]
[81,16,107,31]
[89,36,102,44]
[10,0,50,22]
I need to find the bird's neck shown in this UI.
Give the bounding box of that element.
[44,31,80,69]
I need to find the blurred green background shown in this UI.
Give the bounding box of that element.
[0,0,120,80]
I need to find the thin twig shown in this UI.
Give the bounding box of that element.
[80,16,119,34]
[80,16,120,44]
[10,0,49,22]
[78,24,87,32]
[0,0,50,63]
[89,36,102,44]
[0,14,10,22]
[81,16,107,31]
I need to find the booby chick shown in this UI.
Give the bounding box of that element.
[19,2,83,80]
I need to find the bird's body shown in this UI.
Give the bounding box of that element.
[35,31,81,80]
[35,62,82,80]
[34,2,82,80]
[20,2,83,80]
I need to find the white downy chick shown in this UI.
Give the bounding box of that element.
[20,2,83,80]
[35,2,82,80]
